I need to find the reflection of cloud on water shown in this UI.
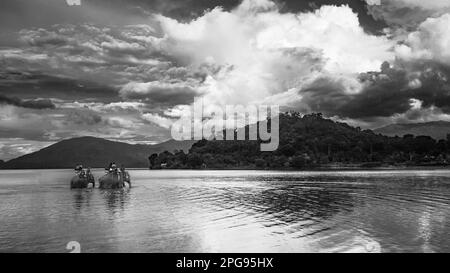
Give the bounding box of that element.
[342,173,450,253]
[418,210,433,253]
[151,174,359,252]
[417,210,447,253]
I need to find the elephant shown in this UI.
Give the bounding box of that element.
[70,172,95,189]
[99,171,131,189]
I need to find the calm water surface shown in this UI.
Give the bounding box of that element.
[1,169,450,253]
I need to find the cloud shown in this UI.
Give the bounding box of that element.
[159,1,393,73]
[365,0,381,5]
[2,0,450,151]
[66,0,82,6]
[0,71,119,102]
[387,0,450,10]
[141,113,173,129]
[395,14,450,65]
[20,29,70,47]
[298,73,411,119]
[156,0,394,109]
[105,116,138,129]
[365,0,450,30]
[65,110,103,125]
[296,60,450,122]
[4,0,396,118]
[0,106,57,142]
[0,94,56,109]
[119,81,201,105]
[8,24,168,87]
[0,138,53,161]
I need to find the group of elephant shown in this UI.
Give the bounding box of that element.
[70,169,131,189]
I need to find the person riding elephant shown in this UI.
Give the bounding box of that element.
[71,165,95,189]
[85,167,95,188]
[106,162,118,172]
[99,163,131,189]
[120,165,131,188]
[75,165,84,176]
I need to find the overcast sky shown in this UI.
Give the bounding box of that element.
[1,0,450,160]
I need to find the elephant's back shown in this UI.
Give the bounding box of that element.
[70,176,88,189]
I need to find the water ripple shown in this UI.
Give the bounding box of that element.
[1,169,450,252]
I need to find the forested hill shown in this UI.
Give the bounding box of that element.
[149,113,450,169]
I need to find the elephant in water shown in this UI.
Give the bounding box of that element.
[99,171,131,189]
[70,172,95,189]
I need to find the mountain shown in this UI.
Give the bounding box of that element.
[374,121,450,140]
[150,112,450,169]
[1,137,195,169]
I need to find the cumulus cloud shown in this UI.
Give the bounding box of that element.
[395,14,450,64]
[156,0,394,110]
[4,0,397,120]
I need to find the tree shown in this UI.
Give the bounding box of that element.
[148,153,158,169]
[255,158,266,168]
[149,112,450,170]
[279,143,296,157]
[187,153,204,169]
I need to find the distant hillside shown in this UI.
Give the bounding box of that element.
[150,112,450,169]
[375,121,450,140]
[1,137,195,169]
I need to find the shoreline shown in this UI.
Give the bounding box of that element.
[1,165,449,172]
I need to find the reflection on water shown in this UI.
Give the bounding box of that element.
[101,188,131,216]
[73,190,92,211]
[1,169,450,252]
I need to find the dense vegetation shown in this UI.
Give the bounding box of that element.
[149,112,450,169]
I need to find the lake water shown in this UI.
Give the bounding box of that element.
[1,169,450,253]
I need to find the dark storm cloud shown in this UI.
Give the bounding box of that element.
[138,0,388,33]
[0,0,386,36]
[0,71,119,102]
[300,61,450,120]
[0,94,55,110]
[0,128,49,142]
[144,0,388,33]
[301,75,412,119]
[365,0,450,30]
[0,22,190,107]
[409,65,450,113]
[366,2,429,30]
[0,0,150,29]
